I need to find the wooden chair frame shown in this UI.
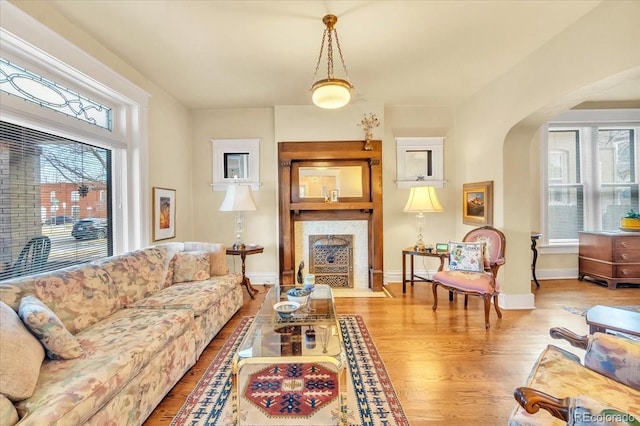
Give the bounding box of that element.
[432,225,506,329]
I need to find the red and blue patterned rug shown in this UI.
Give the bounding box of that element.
[172,315,409,426]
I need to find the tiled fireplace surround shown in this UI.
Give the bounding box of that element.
[294,221,368,290]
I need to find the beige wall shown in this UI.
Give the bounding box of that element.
[454,0,640,306]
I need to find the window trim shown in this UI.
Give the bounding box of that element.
[0,2,151,253]
[541,109,640,250]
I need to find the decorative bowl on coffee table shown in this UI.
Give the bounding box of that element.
[273,301,300,319]
[287,288,311,304]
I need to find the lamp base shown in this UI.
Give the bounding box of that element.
[233,242,246,250]
[414,239,426,252]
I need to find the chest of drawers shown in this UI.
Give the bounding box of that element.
[578,231,640,289]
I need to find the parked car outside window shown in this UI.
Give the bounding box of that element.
[71,218,108,240]
[43,215,75,225]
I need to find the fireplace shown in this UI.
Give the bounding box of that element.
[309,234,353,288]
[278,141,383,291]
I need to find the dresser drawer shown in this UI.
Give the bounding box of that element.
[614,263,640,279]
[614,237,640,251]
[613,249,640,263]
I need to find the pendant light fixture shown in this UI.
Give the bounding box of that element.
[310,14,353,109]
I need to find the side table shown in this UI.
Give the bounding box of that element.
[226,245,263,299]
[402,247,448,294]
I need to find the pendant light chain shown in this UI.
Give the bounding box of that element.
[311,30,327,86]
[333,30,351,84]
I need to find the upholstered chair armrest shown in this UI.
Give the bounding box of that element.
[550,327,589,350]
[515,387,640,425]
[495,257,505,266]
[514,387,570,422]
[584,332,640,390]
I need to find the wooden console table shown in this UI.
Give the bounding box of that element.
[578,231,640,289]
[226,245,263,299]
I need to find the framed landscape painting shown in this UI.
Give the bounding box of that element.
[462,181,493,226]
[153,187,176,241]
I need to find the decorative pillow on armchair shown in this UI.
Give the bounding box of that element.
[448,241,485,272]
[173,251,211,283]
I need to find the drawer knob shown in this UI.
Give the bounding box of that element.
[621,254,628,260]
[621,241,628,248]
[621,269,629,276]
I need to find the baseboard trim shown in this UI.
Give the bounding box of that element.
[498,292,535,310]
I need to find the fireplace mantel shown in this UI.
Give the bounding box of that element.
[278,141,384,291]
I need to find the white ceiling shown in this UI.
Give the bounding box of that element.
[41,0,639,110]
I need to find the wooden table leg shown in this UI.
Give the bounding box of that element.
[240,253,259,298]
[402,252,407,293]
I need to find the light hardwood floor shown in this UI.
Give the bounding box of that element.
[144,279,640,425]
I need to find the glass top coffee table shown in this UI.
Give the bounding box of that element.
[232,284,347,425]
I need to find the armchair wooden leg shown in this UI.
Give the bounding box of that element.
[493,294,502,318]
[483,294,491,329]
[432,282,439,311]
[464,295,469,309]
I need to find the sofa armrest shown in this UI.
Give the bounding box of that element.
[514,387,570,422]
[550,327,589,350]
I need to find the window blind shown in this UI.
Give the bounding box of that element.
[0,120,112,282]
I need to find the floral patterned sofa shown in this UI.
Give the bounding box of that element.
[0,242,243,426]
[509,327,640,425]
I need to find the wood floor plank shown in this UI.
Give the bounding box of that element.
[144,279,640,425]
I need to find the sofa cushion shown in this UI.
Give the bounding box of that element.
[0,394,19,426]
[584,332,640,391]
[448,241,485,272]
[13,307,194,425]
[0,264,120,335]
[97,245,175,306]
[173,251,210,283]
[131,274,241,316]
[184,242,227,275]
[509,344,640,425]
[19,296,83,360]
[0,301,44,402]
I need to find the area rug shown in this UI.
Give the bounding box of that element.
[172,315,408,426]
[563,305,640,316]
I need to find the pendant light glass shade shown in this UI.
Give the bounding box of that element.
[310,15,353,109]
[311,79,352,109]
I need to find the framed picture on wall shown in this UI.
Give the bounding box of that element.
[153,187,176,241]
[462,181,493,226]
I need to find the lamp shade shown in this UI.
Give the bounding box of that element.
[403,186,443,213]
[311,79,352,109]
[219,184,256,212]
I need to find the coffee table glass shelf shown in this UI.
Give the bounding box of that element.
[232,284,347,425]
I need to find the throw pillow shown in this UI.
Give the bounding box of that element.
[173,251,211,283]
[209,243,228,276]
[19,296,84,360]
[0,301,45,401]
[0,394,19,426]
[448,241,485,272]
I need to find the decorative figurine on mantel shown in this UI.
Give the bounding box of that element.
[358,112,380,151]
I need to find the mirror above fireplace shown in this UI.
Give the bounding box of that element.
[292,160,369,202]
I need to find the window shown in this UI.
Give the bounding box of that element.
[543,110,640,246]
[0,121,112,281]
[1,3,150,280]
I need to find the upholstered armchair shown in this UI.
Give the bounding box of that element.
[431,226,506,329]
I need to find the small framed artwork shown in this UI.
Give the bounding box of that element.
[153,187,176,241]
[462,181,493,226]
[329,189,339,203]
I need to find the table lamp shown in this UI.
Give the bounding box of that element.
[403,186,443,251]
[219,181,256,250]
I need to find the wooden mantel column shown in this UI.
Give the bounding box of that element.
[278,141,384,291]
